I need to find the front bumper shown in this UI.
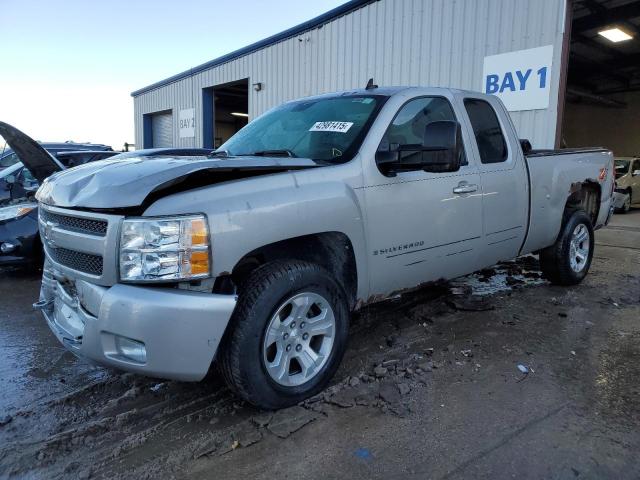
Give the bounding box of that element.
[0,252,31,266]
[612,190,628,209]
[37,261,237,381]
[0,212,40,266]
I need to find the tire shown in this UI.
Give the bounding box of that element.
[539,209,594,286]
[218,260,350,409]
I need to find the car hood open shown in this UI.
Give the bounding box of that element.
[35,154,321,210]
[0,121,64,183]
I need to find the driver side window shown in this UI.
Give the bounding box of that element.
[378,97,466,167]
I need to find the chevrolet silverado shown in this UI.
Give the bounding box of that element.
[0,86,615,409]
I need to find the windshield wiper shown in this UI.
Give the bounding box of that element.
[243,149,297,158]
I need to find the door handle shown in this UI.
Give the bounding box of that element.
[453,183,478,194]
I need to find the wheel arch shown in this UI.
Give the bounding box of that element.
[565,180,601,225]
[223,232,358,309]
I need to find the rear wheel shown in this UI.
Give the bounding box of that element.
[219,260,349,409]
[540,209,594,285]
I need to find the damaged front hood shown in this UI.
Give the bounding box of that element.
[35,155,321,209]
[0,121,64,183]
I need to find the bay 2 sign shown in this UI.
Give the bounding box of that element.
[179,108,195,138]
[482,45,554,112]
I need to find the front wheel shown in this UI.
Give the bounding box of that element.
[539,209,594,285]
[218,260,349,409]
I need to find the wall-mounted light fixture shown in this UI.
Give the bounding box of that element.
[231,112,249,118]
[252,82,263,92]
[598,27,633,43]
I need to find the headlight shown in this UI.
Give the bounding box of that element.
[0,203,36,222]
[119,215,210,282]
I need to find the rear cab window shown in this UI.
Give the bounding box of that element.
[463,99,508,164]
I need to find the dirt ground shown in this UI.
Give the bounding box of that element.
[1,210,639,480]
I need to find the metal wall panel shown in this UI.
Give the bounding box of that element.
[133,0,567,149]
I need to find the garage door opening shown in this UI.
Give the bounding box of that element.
[560,0,640,158]
[143,109,173,148]
[202,79,249,149]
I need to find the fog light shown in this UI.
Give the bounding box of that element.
[1,242,17,253]
[115,336,147,363]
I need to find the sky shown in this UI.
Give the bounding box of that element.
[0,0,346,150]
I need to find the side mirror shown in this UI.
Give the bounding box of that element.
[376,121,462,176]
[419,120,462,173]
[520,139,532,154]
[633,169,640,177]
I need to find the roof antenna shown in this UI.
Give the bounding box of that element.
[365,78,378,90]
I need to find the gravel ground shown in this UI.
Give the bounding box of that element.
[0,210,638,480]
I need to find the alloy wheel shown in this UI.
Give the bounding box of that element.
[262,292,336,387]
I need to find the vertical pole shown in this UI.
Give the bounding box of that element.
[555,0,573,149]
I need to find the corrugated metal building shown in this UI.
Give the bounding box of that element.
[132,0,571,150]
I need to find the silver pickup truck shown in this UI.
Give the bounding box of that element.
[0,86,615,409]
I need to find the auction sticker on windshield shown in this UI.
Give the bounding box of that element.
[309,121,354,133]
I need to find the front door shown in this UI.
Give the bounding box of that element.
[362,95,485,297]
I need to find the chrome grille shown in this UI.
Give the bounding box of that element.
[39,204,120,285]
[48,248,103,276]
[40,209,108,237]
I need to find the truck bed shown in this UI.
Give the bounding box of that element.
[521,148,614,255]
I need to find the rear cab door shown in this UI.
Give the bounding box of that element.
[454,92,529,264]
